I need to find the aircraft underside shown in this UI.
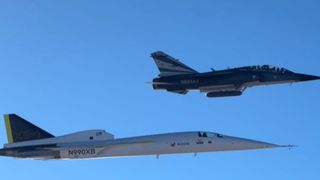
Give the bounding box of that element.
[169,79,298,98]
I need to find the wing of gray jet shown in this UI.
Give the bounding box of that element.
[151,51,320,97]
[0,114,291,160]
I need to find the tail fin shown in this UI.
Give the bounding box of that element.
[4,114,54,144]
[151,51,198,77]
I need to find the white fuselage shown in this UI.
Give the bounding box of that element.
[56,132,277,159]
[2,131,279,160]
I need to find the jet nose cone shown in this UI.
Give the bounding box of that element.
[296,73,320,81]
[242,140,278,149]
[229,136,280,150]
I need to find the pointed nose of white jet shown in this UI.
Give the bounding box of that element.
[227,136,280,151]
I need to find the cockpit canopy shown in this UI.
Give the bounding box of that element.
[237,65,293,74]
[198,131,224,138]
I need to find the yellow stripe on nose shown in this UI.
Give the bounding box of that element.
[4,114,13,144]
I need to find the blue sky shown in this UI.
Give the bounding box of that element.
[0,0,319,179]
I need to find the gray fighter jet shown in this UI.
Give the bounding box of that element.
[151,51,320,97]
[0,114,291,160]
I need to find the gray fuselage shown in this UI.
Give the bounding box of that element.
[152,65,319,97]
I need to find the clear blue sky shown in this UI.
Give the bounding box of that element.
[0,0,319,179]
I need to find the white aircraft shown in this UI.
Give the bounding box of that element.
[0,114,291,160]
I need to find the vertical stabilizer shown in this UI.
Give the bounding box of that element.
[151,51,198,77]
[3,114,54,144]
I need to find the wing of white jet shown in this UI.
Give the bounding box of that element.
[0,114,292,160]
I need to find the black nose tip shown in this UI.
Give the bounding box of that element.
[297,74,320,81]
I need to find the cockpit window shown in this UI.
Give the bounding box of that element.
[198,132,207,137]
[96,131,102,136]
[237,65,293,74]
[198,132,218,138]
[216,134,224,138]
[206,132,215,138]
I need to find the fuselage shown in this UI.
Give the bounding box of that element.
[0,131,278,160]
[152,65,319,97]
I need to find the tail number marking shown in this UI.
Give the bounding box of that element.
[68,148,96,156]
[181,79,199,84]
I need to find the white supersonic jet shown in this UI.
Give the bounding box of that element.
[0,114,291,160]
